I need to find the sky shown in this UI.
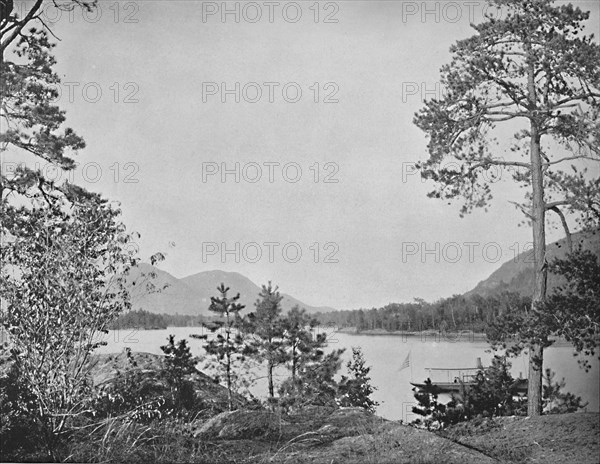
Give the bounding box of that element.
[7,0,600,309]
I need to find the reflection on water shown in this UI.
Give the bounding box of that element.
[96,327,600,421]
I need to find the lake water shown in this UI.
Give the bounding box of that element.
[96,327,599,421]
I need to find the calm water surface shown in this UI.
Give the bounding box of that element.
[96,327,599,420]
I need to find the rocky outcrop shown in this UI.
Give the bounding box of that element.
[88,351,247,413]
[193,407,500,464]
[193,407,385,443]
[194,409,283,439]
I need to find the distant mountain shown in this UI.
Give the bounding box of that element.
[127,263,204,315]
[466,229,599,298]
[180,270,261,311]
[127,265,336,316]
[181,270,335,314]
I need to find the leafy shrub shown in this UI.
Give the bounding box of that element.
[0,356,46,461]
[93,339,207,423]
[93,348,168,422]
[411,355,585,430]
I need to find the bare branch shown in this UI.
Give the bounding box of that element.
[472,159,531,169]
[548,205,572,253]
[0,0,44,53]
[33,14,62,42]
[545,200,572,209]
[543,155,599,167]
[509,200,533,219]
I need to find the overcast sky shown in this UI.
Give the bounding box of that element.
[11,0,600,309]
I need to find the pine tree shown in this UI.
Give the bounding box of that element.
[467,355,526,418]
[160,335,198,412]
[295,347,345,407]
[411,379,448,430]
[338,347,379,413]
[246,282,286,403]
[543,249,600,371]
[197,283,249,411]
[413,0,600,415]
[542,368,587,413]
[278,330,345,409]
[280,306,319,383]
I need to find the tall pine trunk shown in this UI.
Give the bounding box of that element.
[268,361,274,399]
[291,343,297,381]
[527,47,547,416]
[226,349,233,411]
[226,311,233,411]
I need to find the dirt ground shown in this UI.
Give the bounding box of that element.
[258,411,599,464]
[199,410,599,463]
[440,412,600,464]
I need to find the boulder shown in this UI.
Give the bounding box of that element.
[194,409,282,439]
[88,351,247,413]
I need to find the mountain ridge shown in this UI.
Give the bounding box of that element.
[128,265,337,316]
[127,229,598,316]
[466,228,599,298]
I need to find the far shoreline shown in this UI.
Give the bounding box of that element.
[100,325,577,348]
[335,327,575,346]
[335,326,488,341]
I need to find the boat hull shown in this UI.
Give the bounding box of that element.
[410,379,528,395]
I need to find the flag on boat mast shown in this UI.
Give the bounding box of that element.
[399,351,413,381]
[399,351,411,371]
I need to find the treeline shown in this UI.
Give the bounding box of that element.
[109,310,211,329]
[314,291,531,333]
[116,291,533,335]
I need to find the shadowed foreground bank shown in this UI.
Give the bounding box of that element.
[222,410,599,464]
[2,352,597,463]
[133,408,598,464]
